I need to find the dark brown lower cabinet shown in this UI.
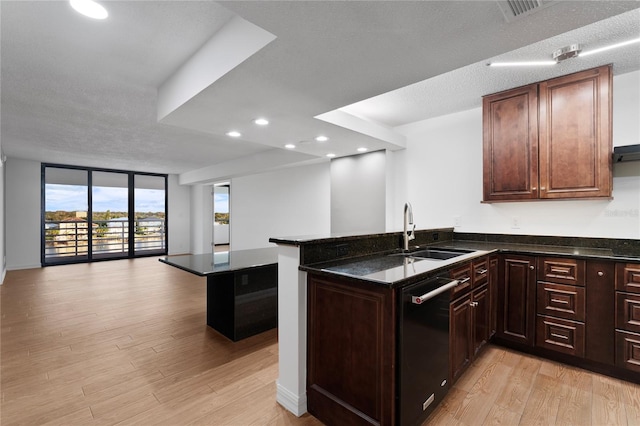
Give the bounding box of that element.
[616,330,640,373]
[450,293,472,383]
[585,261,615,365]
[536,315,585,357]
[307,274,396,426]
[489,256,498,337]
[496,255,536,346]
[449,283,490,383]
[473,284,490,356]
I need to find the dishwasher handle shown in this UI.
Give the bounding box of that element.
[411,279,459,305]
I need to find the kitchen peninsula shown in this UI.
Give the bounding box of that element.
[160,248,278,341]
[270,229,640,426]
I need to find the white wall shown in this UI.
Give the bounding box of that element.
[231,162,331,250]
[167,174,191,255]
[396,70,640,239]
[1,153,6,283]
[331,151,386,234]
[6,158,41,270]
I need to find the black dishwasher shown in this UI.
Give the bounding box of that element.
[397,276,459,426]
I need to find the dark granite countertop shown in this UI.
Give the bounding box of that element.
[300,237,640,288]
[160,247,278,276]
[304,248,492,287]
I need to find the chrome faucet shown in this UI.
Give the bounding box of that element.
[403,202,415,251]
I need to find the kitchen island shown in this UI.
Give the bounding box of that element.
[160,248,278,341]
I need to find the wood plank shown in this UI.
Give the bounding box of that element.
[3,257,640,426]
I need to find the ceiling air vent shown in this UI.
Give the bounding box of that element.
[496,0,554,22]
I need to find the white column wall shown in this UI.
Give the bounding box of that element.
[189,184,213,254]
[1,154,6,283]
[330,151,386,234]
[5,158,41,270]
[167,174,191,255]
[230,162,331,250]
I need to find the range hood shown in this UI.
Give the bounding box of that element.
[613,144,640,162]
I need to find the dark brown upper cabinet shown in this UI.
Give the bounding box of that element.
[483,65,612,202]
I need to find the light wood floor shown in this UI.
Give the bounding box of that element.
[2,258,639,425]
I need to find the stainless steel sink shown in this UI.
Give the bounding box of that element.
[392,248,474,260]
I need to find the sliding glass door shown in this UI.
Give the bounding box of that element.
[134,174,166,255]
[42,164,167,265]
[92,171,129,259]
[43,167,89,263]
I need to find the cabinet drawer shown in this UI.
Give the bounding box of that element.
[616,292,640,333]
[537,282,585,321]
[615,330,640,373]
[473,257,489,287]
[536,315,585,357]
[537,257,585,286]
[450,263,472,300]
[616,263,640,294]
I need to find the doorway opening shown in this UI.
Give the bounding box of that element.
[213,183,229,252]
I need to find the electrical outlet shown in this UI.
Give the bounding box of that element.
[454,216,461,227]
[511,216,521,229]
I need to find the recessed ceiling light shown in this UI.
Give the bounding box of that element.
[579,37,640,57]
[226,131,242,138]
[70,0,108,19]
[315,136,329,142]
[284,144,296,149]
[326,153,336,158]
[254,118,269,126]
[357,147,368,153]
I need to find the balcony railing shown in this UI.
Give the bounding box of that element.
[44,219,166,259]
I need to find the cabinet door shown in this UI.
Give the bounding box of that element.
[450,263,472,300]
[536,282,585,321]
[450,294,472,383]
[497,255,536,346]
[472,284,490,356]
[489,256,498,337]
[585,261,615,365]
[307,275,395,426]
[616,263,640,293]
[536,315,585,357]
[538,65,612,199]
[616,292,640,334]
[538,257,585,286]
[616,330,640,373]
[483,84,539,202]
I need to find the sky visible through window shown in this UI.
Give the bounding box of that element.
[214,193,229,213]
[46,184,165,212]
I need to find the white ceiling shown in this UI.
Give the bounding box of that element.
[2,1,639,182]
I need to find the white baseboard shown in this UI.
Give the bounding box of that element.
[7,264,41,271]
[276,381,307,417]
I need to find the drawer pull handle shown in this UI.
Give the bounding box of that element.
[457,277,471,285]
[476,269,488,275]
[550,333,569,340]
[551,299,569,305]
[550,267,570,275]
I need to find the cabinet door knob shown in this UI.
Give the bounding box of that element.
[541,187,546,191]
[532,187,537,191]
[598,271,604,277]
[530,265,535,270]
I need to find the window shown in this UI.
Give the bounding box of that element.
[42,164,167,265]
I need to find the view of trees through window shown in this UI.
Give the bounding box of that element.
[43,165,167,265]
